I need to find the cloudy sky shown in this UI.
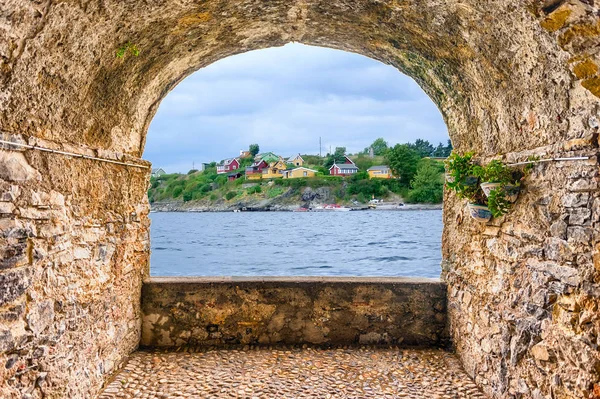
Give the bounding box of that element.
[144,43,449,173]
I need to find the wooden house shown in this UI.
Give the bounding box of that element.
[287,154,305,167]
[329,161,358,176]
[367,165,395,179]
[216,158,240,174]
[282,167,318,179]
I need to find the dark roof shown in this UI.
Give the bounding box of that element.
[219,158,239,166]
[330,163,358,170]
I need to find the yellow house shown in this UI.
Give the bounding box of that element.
[282,167,317,179]
[367,165,395,179]
[262,159,287,179]
[287,154,305,167]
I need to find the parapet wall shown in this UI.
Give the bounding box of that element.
[141,277,448,348]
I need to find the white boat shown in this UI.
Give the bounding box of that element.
[331,207,351,212]
[322,204,351,212]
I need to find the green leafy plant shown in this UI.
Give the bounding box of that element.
[225,191,236,200]
[524,155,541,173]
[473,160,514,183]
[116,43,140,58]
[444,152,480,201]
[487,188,511,217]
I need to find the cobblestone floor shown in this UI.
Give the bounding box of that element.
[99,347,486,399]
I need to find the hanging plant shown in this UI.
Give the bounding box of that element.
[445,152,479,200]
[487,188,511,218]
[445,152,528,222]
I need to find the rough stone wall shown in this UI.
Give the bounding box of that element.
[441,2,600,398]
[443,141,600,399]
[0,134,150,398]
[1,0,600,398]
[141,277,448,348]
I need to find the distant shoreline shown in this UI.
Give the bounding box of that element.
[149,202,443,213]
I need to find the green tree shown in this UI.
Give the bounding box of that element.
[408,139,434,158]
[386,144,421,187]
[432,142,446,157]
[324,147,347,169]
[445,139,453,157]
[249,144,260,156]
[364,138,389,156]
[409,159,444,203]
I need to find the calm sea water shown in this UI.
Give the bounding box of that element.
[149,210,443,278]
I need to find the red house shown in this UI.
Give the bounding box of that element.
[340,155,354,164]
[329,161,359,176]
[228,172,242,181]
[217,158,240,174]
[245,159,268,179]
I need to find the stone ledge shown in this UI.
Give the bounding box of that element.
[141,276,448,348]
[145,276,443,284]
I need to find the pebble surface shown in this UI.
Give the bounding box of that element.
[99,347,487,398]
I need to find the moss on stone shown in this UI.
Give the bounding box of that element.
[582,77,600,98]
[573,59,598,80]
[540,8,571,32]
[559,21,600,47]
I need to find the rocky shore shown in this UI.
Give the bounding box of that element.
[150,199,443,213]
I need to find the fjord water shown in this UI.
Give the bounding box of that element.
[150,210,443,278]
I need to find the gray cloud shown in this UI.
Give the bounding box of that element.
[145,43,448,173]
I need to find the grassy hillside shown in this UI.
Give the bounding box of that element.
[149,168,407,206]
[148,153,445,207]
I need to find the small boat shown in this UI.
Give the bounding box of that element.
[294,207,309,212]
[323,204,351,212]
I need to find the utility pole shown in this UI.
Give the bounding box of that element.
[319,137,322,158]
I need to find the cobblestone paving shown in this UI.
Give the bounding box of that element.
[99,347,487,398]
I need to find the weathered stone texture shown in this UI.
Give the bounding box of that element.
[0,135,150,398]
[141,277,448,348]
[1,0,600,398]
[444,147,600,399]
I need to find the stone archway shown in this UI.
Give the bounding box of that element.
[0,1,599,398]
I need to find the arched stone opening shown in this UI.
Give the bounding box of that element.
[1,1,599,398]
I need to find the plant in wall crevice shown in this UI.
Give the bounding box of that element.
[445,152,492,222]
[116,42,140,58]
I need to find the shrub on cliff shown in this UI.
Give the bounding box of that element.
[225,191,236,200]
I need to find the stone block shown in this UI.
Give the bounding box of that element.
[0,202,15,214]
[567,226,594,245]
[550,219,568,239]
[530,343,550,361]
[0,268,32,306]
[0,302,25,322]
[544,237,574,262]
[74,247,91,260]
[0,152,40,182]
[0,242,29,270]
[562,192,589,207]
[568,178,598,192]
[568,208,591,225]
[0,330,14,352]
[26,300,55,336]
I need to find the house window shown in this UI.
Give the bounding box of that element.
[303,171,307,176]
